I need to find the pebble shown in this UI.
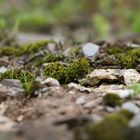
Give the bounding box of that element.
[68,83,91,93]
[129,113,140,127]
[82,42,100,60]
[0,66,7,73]
[76,96,86,105]
[104,89,133,99]
[41,78,60,87]
[123,69,140,86]
[122,102,140,114]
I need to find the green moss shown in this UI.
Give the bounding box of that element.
[103,93,122,107]
[0,40,54,56]
[87,110,133,140]
[35,53,65,66]
[0,46,19,56]
[43,58,90,84]
[119,48,140,68]
[106,47,125,55]
[20,40,53,55]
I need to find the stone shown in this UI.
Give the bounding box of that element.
[41,78,60,87]
[68,83,91,93]
[0,83,24,97]
[123,69,140,86]
[76,96,86,105]
[104,89,133,99]
[82,42,100,60]
[2,79,23,89]
[0,66,7,73]
[87,69,121,85]
[129,113,140,127]
[122,102,140,114]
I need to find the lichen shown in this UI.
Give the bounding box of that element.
[43,58,91,84]
[103,93,122,107]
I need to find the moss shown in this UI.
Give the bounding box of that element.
[106,47,125,55]
[86,110,132,140]
[20,40,53,55]
[103,93,122,107]
[0,40,54,56]
[0,69,35,95]
[43,58,90,84]
[0,46,19,56]
[35,53,65,66]
[119,48,140,68]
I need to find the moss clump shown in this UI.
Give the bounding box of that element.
[20,40,53,55]
[106,47,125,55]
[35,53,65,66]
[103,93,122,107]
[119,48,140,68]
[0,40,54,56]
[86,110,133,140]
[0,46,19,56]
[43,58,90,84]
[0,69,35,95]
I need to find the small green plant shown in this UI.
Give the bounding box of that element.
[36,53,65,66]
[0,69,35,95]
[20,40,54,55]
[131,83,140,95]
[43,58,91,84]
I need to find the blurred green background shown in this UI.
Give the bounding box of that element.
[0,0,140,40]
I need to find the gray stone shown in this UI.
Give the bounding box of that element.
[129,113,140,127]
[122,102,140,114]
[2,79,23,89]
[83,42,100,59]
[0,66,7,73]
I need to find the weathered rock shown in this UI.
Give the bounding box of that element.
[68,83,91,93]
[41,78,60,87]
[122,102,140,114]
[0,82,24,97]
[129,113,140,127]
[0,66,7,73]
[2,79,23,89]
[82,42,100,60]
[123,69,140,86]
[87,69,121,85]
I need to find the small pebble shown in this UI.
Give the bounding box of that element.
[122,102,140,114]
[83,42,100,60]
[0,66,7,73]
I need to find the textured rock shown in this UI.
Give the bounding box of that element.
[123,69,140,86]
[87,69,121,85]
[41,78,60,87]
